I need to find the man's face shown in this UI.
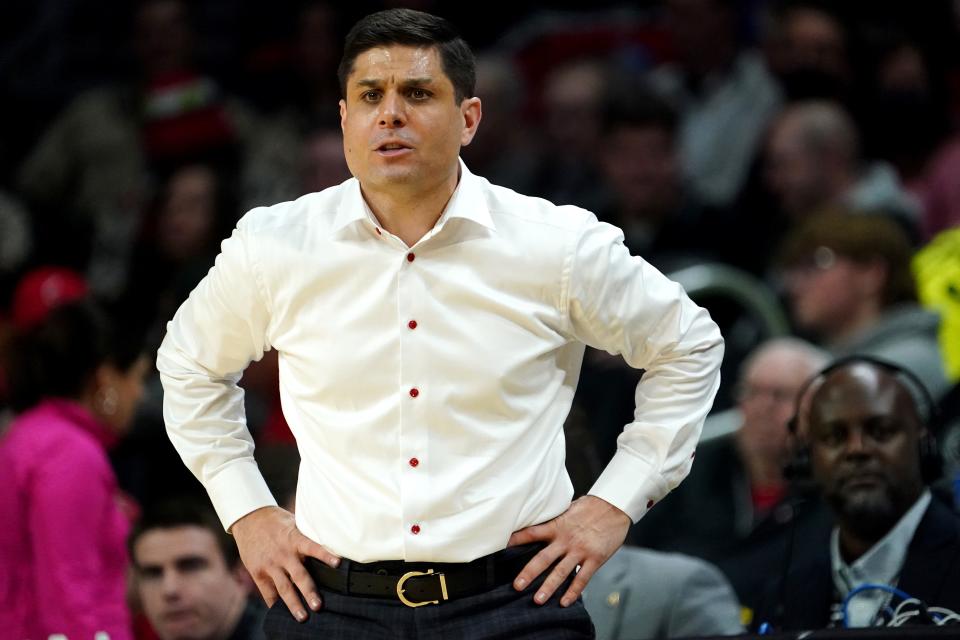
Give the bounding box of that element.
[736,346,817,464]
[339,45,480,198]
[133,526,248,640]
[601,125,679,219]
[764,117,825,217]
[808,365,925,535]
[782,247,882,341]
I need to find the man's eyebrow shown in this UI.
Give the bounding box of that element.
[353,77,435,88]
[135,562,162,573]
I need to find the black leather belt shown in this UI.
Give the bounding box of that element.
[305,543,543,607]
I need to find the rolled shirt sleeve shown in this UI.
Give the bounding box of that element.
[564,216,724,522]
[156,214,278,531]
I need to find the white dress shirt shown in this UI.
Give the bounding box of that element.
[157,160,724,563]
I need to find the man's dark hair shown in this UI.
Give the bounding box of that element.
[128,498,240,569]
[337,8,475,102]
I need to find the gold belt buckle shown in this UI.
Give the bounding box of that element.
[396,569,449,607]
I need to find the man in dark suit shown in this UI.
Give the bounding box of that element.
[630,337,829,616]
[757,357,960,631]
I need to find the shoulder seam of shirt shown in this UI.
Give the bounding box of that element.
[485,197,590,233]
[237,222,273,334]
[558,213,595,329]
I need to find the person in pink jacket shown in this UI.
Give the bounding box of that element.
[0,293,149,640]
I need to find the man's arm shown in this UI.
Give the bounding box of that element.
[157,216,338,621]
[512,214,724,607]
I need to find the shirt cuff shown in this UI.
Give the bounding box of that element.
[588,450,669,523]
[205,458,278,532]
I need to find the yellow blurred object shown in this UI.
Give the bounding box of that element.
[913,228,960,382]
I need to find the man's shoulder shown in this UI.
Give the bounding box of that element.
[236,181,352,237]
[479,176,597,235]
[914,496,960,546]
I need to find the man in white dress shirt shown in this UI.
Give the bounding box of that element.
[157,8,724,638]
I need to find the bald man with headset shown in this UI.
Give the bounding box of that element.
[757,356,960,631]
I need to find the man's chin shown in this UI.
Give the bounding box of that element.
[832,487,899,536]
[157,612,205,640]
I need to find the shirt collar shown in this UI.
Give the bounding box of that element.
[330,158,495,237]
[831,490,932,597]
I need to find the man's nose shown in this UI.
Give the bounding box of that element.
[843,428,870,456]
[378,91,406,127]
[161,570,182,597]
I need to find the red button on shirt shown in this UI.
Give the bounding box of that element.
[409,457,419,468]
[409,388,419,398]
[646,500,655,509]
[411,524,421,535]
[407,253,415,262]
[375,227,382,236]
[408,320,418,330]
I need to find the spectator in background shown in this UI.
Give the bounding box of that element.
[911,130,960,240]
[0,295,149,640]
[863,35,949,187]
[650,0,782,208]
[584,546,743,640]
[460,54,539,194]
[129,499,266,640]
[631,337,829,613]
[762,2,852,105]
[889,33,960,239]
[242,2,343,208]
[779,211,950,400]
[764,101,920,236]
[530,57,612,212]
[16,0,250,299]
[123,162,239,335]
[1,267,89,428]
[757,358,960,630]
[597,87,722,273]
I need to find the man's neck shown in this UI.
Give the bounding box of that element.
[361,169,460,247]
[838,527,881,563]
[836,489,926,563]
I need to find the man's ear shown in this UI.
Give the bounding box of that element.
[339,99,348,131]
[460,97,482,146]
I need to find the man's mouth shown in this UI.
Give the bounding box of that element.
[376,142,412,156]
[162,608,197,625]
[837,472,886,489]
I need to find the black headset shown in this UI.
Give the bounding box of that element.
[784,354,943,484]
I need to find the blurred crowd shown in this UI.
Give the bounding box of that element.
[2,0,960,638]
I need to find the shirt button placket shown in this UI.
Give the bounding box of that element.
[400,245,426,550]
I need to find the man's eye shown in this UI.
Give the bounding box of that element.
[138,567,162,581]
[362,91,380,102]
[410,89,429,100]
[818,430,844,446]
